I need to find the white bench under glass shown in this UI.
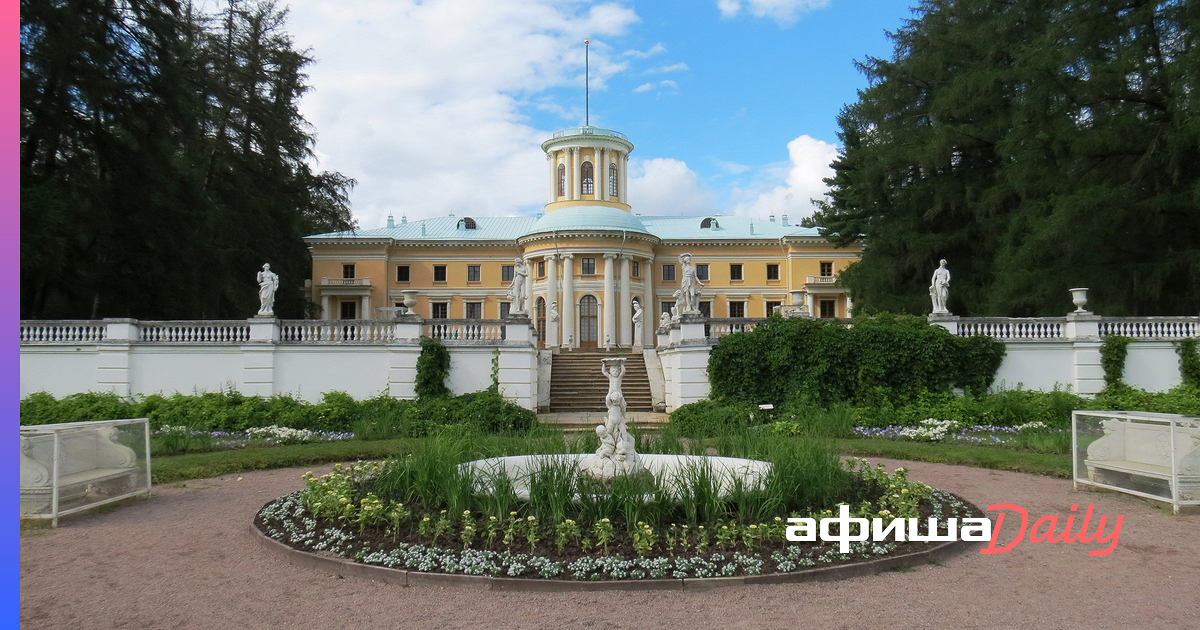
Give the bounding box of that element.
[20,418,151,525]
[1073,410,1200,513]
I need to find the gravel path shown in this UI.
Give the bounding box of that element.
[20,458,1198,630]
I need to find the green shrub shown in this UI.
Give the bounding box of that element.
[1089,384,1200,415]
[18,391,136,425]
[415,336,451,399]
[707,314,1005,408]
[1177,339,1200,387]
[1100,335,1134,388]
[667,399,762,438]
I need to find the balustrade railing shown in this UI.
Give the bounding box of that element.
[1099,317,1199,340]
[706,318,766,339]
[20,321,107,343]
[139,321,251,343]
[425,319,505,341]
[957,318,1066,340]
[279,319,396,343]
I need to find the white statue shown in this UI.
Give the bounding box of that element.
[508,258,529,314]
[631,299,644,346]
[659,311,671,329]
[256,263,279,317]
[678,253,703,315]
[580,357,644,479]
[929,259,950,315]
[549,300,559,322]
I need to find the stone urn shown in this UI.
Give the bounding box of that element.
[1069,287,1089,313]
[399,289,419,314]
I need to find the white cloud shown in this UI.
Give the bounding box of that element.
[644,62,689,74]
[284,0,640,226]
[627,158,717,216]
[632,82,656,93]
[716,0,831,25]
[632,80,679,95]
[729,135,838,221]
[623,42,666,58]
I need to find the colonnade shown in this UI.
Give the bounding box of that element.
[527,251,653,349]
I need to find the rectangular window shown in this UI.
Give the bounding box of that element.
[396,265,410,282]
[537,261,546,278]
[465,302,482,319]
[432,302,448,319]
[501,265,514,283]
[467,265,481,282]
[766,264,780,281]
[699,302,711,318]
[730,264,743,281]
[662,264,676,281]
[582,257,596,275]
[339,301,356,319]
[820,261,834,277]
[500,302,511,319]
[696,264,709,281]
[820,300,836,318]
[342,264,356,279]
[433,265,447,282]
[632,261,640,277]
[765,301,782,315]
[661,302,673,315]
[728,302,745,318]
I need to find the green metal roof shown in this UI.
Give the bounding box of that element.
[307,211,820,242]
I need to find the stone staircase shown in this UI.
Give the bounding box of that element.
[548,351,654,412]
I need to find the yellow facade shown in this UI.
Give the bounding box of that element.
[305,127,862,348]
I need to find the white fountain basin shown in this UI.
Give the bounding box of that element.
[459,454,771,501]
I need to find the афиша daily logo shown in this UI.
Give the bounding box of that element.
[786,503,1123,556]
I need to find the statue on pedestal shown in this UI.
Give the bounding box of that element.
[549,300,559,322]
[631,299,643,346]
[678,253,703,315]
[580,357,644,479]
[929,259,951,315]
[256,263,279,317]
[508,258,529,314]
[659,311,671,329]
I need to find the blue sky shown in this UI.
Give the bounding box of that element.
[282,0,916,228]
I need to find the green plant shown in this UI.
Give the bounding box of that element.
[1177,339,1200,388]
[415,336,451,399]
[1100,335,1134,388]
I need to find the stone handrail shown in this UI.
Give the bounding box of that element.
[956,318,1067,340]
[1098,317,1199,340]
[425,319,505,341]
[20,321,107,343]
[279,319,397,343]
[139,321,251,343]
[320,277,370,286]
[706,318,767,339]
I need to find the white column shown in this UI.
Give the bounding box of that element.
[619,254,632,347]
[361,295,371,319]
[806,293,815,317]
[643,256,654,346]
[598,148,607,201]
[619,152,628,204]
[845,294,854,317]
[572,148,582,201]
[561,254,575,348]
[545,254,558,347]
[603,253,616,349]
[321,294,331,320]
[547,152,555,203]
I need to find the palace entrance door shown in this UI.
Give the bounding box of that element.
[578,295,598,348]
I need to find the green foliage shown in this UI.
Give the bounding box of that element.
[1177,339,1200,388]
[665,400,762,439]
[1090,385,1200,416]
[415,336,451,400]
[1100,336,1134,388]
[808,0,1200,316]
[707,315,1004,407]
[20,0,355,319]
[19,391,134,425]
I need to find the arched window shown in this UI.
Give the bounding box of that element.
[557,164,566,197]
[609,163,618,197]
[700,217,720,229]
[581,161,594,195]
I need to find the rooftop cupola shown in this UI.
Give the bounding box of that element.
[542,127,633,214]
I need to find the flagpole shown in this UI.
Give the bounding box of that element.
[584,38,590,127]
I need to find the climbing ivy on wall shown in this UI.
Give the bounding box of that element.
[415,336,451,399]
[707,314,1006,407]
[1100,335,1134,389]
[1177,339,1200,388]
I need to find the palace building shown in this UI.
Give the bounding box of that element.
[304,126,861,349]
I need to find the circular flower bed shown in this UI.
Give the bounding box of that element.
[254,452,983,584]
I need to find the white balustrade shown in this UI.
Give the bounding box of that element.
[138,321,250,343]
[706,318,765,339]
[279,320,395,343]
[957,318,1066,340]
[1099,317,1199,340]
[425,320,505,341]
[20,321,106,343]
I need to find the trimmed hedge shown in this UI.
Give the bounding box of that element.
[19,389,537,437]
[707,313,1006,407]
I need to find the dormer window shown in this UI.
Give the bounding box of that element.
[457,217,477,230]
[581,161,594,195]
[609,163,618,197]
[700,217,720,229]
[557,164,566,197]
